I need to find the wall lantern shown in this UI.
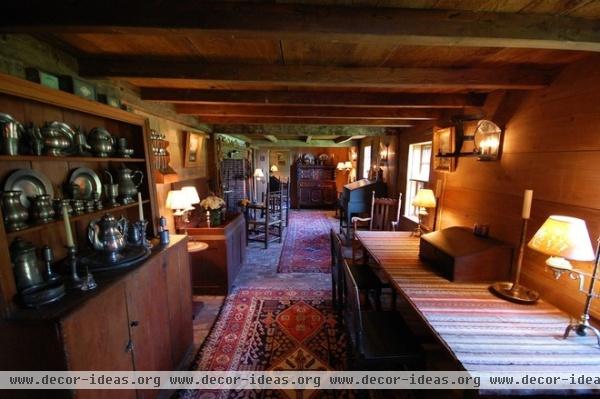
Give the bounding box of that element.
[473,120,502,161]
[379,143,390,164]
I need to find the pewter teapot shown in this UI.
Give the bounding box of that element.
[116,167,143,204]
[88,127,114,157]
[87,213,127,262]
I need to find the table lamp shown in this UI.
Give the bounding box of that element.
[270,165,278,173]
[166,189,192,230]
[528,215,598,346]
[411,188,436,237]
[181,186,200,208]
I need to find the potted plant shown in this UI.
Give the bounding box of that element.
[200,195,226,226]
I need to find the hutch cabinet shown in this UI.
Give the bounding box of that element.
[290,164,337,209]
[0,73,193,398]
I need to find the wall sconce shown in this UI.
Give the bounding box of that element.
[337,161,353,183]
[473,119,502,161]
[270,165,278,173]
[380,143,390,164]
[527,215,599,347]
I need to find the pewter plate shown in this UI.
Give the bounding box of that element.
[4,169,54,208]
[68,167,101,200]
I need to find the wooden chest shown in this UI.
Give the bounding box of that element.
[419,227,513,282]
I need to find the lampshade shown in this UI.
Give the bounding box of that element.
[528,215,595,264]
[336,162,345,170]
[270,165,278,172]
[253,168,264,178]
[181,186,200,204]
[166,190,191,211]
[412,189,437,208]
[343,161,353,170]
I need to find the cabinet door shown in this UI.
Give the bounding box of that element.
[310,188,323,204]
[299,187,311,205]
[126,256,172,399]
[61,282,136,399]
[165,241,193,368]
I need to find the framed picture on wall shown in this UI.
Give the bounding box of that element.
[433,126,456,172]
[184,131,204,168]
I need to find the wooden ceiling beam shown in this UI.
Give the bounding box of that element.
[334,136,353,144]
[198,116,413,126]
[4,3,600,51]
[212,125,385,136]
[175,104,442,119]
[144,89,485,108]
[80,60,550,90]
[249,139,356,148]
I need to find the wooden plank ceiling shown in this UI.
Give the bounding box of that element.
[3,0,599,146]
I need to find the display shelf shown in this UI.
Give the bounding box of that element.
[6,200,150,240]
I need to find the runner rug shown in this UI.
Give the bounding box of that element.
[277,210,332,273]
[180,288,348,399]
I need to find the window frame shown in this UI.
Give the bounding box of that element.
[404,141,432,222]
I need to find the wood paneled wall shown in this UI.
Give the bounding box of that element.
[395,54,600,320]
[360,134,400,198]
[136,110,209,233]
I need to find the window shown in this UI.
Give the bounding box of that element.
[405,141,432,221]
[362,145,371,179]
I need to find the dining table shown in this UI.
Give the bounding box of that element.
[354,230,600,397]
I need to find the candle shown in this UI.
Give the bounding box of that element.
[522,189,533,219]
[138,192,144,221]
[62,205,74,247]
[435,179,443,198]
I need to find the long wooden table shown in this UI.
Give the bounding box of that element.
[354,231,600,396]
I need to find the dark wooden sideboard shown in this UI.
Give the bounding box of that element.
[182,212,246,294]
[291,164,337,209]
[0,236,193,399]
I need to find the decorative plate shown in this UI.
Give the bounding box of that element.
[68,167,102,200]
[4,169,54,208]
[318,153,329,162]
[302,153,315,164]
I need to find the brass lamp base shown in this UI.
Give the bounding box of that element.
[490,281,540,304]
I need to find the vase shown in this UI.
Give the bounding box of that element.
[209,209,222,226]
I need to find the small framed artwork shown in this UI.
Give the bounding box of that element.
[184,131,204,168]
[433,126,456,172]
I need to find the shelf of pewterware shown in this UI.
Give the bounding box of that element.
[0,155,146,163]
[0,71,158,316]
[6,200,150,240]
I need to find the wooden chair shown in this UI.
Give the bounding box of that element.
[351,191,401,262]
[350,191,401,309]
[352,191,402,232]
[332,229,384,311]
[342,260,422,371]
[245,189,283,249]
[280,177,290,226]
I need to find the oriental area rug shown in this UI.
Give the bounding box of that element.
[277,210,332,273]
[180,288,348,399]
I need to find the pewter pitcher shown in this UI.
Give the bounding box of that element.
[10,238,44,291]
[0,113,24,156]
[116,167,143,204]
[88,213,127,262]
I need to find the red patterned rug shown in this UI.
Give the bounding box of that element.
[277,211,332,273]
[181,288,348,399]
